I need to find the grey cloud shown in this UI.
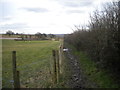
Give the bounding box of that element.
[0,16,12,21]
[56,0,93,8]
[65,2,80,7]
[0,2,15,21]
[0,23,29,30]
[22,7,49,13]
[66,10,84,14]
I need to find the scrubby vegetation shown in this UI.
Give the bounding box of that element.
[64,1,120,84]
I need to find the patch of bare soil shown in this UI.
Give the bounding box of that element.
[64,48,98,88]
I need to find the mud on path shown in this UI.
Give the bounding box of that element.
[63,48,98,88]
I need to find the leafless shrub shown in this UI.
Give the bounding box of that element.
[65,1,120,76]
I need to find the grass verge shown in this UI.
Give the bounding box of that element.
[67,43,119,88]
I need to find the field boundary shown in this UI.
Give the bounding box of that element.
[7,40,64,88]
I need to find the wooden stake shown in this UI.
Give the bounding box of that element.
[52,50,57,84]
[12,51,20,88]
[59,45,63,74]
[56,50,60,82]
[16,71,20,88]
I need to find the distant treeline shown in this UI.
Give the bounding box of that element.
[5,31,55,38]
[3,31,59,40]
[4,31,64,39]
[65,2,120,80]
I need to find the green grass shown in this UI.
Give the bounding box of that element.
[2,40,60,88]
[76,52,119,88]
[66,43,119,88]
[52,52,72,88]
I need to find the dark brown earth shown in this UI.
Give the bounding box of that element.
[64,48,99,88]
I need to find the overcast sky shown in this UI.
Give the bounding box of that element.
[0,0,115,34]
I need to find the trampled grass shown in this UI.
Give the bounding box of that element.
[65,43,119,88]
[2,40,60,88]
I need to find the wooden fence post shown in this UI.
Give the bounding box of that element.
[59,44,63,74]
[52,50,57,84]
[16,71,20,88]
[12,51,20,88]
[56,50,60,83]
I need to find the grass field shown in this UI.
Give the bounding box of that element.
[2,39,60,88]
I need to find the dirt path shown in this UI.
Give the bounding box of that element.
[64,48,98,88]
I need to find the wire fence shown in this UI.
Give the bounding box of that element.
[2,40,64,88]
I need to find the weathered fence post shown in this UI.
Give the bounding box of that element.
[52,50,57,84]
[12,51,20,88]
[59,44,63,74]
[56,50,60,83]
[16,71,20,88]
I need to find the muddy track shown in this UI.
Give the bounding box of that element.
[64,48,98,88]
